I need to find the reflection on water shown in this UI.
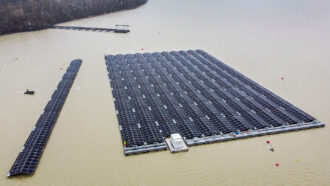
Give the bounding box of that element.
[0,0,329,185]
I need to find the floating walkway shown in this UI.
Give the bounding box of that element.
[123,120,324,155]
[185,120,324,146]
[8,59,82,177]
[105,50,325,155]
[50,25,130,33]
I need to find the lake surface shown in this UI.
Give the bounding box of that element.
[0,0,329,185]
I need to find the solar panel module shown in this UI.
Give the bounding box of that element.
[105,50,324,155]
[8,59,82,177]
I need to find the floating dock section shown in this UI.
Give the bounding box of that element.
[51,25,130,33]
[8,59,82,177]
[105,50,325,155]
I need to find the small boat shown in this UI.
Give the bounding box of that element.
[24,89,35,95]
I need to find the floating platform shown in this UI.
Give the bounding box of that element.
[105,50,325,155]
[50,25,130,33]
[8,59,82,177]
[165,133,189,153]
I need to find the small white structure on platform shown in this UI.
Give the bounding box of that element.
[165,133,189,153]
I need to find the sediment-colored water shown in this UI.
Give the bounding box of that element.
[1,0,329,185]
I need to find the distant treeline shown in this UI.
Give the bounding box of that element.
[0,0,147,35]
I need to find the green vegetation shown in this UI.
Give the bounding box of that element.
[0,0,147,35]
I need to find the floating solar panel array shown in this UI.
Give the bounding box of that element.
[8,59,82,177]
[105,50,324,155]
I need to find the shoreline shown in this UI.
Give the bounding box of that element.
[0,0,147,36]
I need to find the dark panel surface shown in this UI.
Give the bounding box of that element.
[8,59,82,177]
[105,50,321,154]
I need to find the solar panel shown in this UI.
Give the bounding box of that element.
[105,50,324,155]
[8,59,82,177]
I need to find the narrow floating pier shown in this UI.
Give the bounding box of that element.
[50,25,130,33]
[8,59,82,177]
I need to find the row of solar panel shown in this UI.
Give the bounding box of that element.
[8,59,82,177]
[109,59,306,131]
[106,50,315,148]
[191,50,314,121]
[108,58,245,145]
[107,50,313,125]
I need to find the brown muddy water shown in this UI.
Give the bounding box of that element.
[0,0,330,185]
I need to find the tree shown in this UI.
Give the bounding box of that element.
[0,0,148,35]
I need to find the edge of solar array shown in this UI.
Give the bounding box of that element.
[124,143,167,155]
[185,120,324,146]
[123,120,324,155]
